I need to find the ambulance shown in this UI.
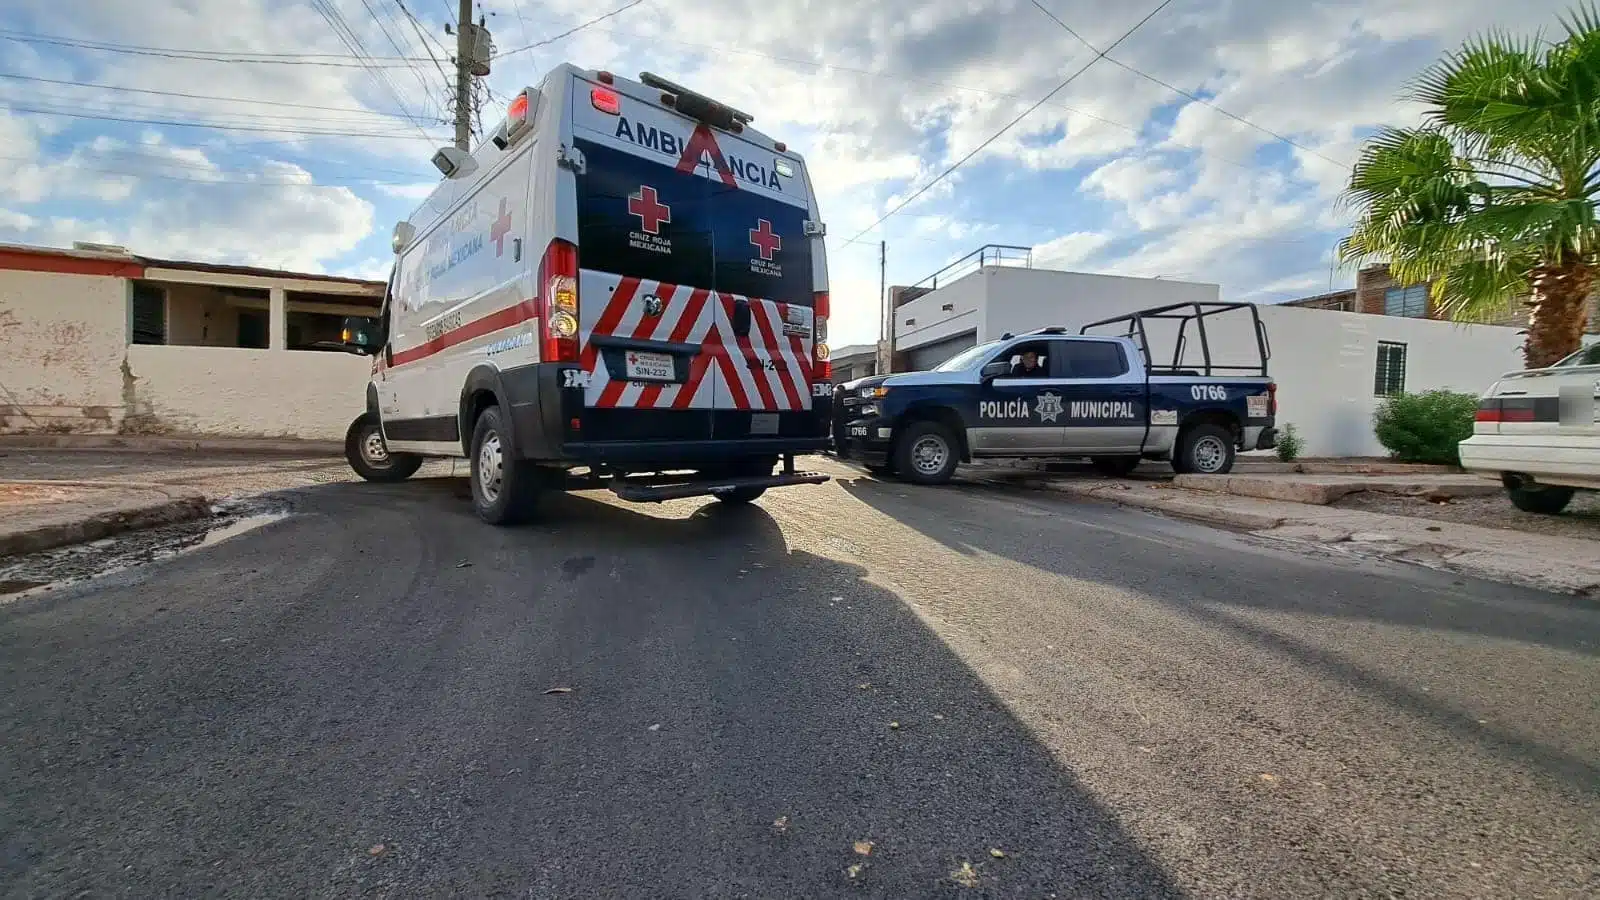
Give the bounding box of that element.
[338,66,833,524]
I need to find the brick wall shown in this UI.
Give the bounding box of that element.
[1351,264,1600,332]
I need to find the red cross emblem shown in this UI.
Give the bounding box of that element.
[748,218,781,261]
[490,197,513,256]
[627,185,671,234]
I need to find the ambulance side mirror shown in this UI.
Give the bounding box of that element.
[981,361,1011,381]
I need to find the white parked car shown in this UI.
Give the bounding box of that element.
[1459,344,1600,513]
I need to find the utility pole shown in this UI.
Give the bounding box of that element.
[878,239,891,374]
[453,0,473,151]
[878,240,887,343]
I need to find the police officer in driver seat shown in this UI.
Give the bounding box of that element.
[1011,348,1046,377]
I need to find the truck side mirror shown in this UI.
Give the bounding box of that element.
[981,361,1011,380]
[340,316,380,355]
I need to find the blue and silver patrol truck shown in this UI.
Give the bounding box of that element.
[832,301,1277,483]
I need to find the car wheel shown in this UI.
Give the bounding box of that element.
[1173,424,1235,475]
[1091,455,1141,477]
[469,406,542,525]
[344,412,422,483]
[1506,484,1574,515]
[894,421,960,485]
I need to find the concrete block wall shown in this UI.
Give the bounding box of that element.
[0,269,132,434]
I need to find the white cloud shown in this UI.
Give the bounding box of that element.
[0,0,1580,342]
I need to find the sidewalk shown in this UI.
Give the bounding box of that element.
[0,481,211,557]
[980,472,1600,595]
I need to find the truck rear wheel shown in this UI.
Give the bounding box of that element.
[1506,484,1574,514]
[345,412,422,483]
[895,421,960,485]
[469,406,542,525]
[1173,423,1235,475]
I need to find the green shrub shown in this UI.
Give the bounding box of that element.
[1372,390,1478,465]
[1275,423,1304,462]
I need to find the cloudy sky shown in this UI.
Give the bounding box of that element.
[0,0,1580,345]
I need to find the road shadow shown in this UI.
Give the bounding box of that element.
[0,479,1186,899]
[838,474,1600,797]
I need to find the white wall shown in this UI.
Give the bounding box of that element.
[0,269,129,433]
[126,345,371,441]
[1256,306,1522,457]
[980,268,1221,341]
[888,265,1527,457]
[893,272,986,350]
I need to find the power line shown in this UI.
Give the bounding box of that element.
[0,73,442,121]
[0,29,430,66]
[310,0,437,141]
[358,0,436,100]
[1027,0,1350,169]
[493,0,651,58]
[846,0,1176,243]
[394,0,451,84]
[5,91,451,131]
[5,103,447,140]
[0,153,419,189]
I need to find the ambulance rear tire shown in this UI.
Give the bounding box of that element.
[1173,423,1236,475]
[715,487,767,505]
[895,421,959,485]
[345,412,422,483]
[469,407,542,525]
[1091,455,1141,477]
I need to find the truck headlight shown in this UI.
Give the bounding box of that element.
[859,386,889,399]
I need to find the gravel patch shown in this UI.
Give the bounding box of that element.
[1334,488,1600,540]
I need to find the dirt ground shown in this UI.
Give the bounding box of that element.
[1335,488,1600,541]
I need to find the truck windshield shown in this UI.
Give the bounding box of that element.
[934,341,1003,372]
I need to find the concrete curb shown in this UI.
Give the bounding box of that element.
[0,485,212,558]
[1171,473,1502,505]
[0,434,343,457]
[979,473,1600,595]
[1000,477,1288,531]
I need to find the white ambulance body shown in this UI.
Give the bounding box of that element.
[342,66,834,523]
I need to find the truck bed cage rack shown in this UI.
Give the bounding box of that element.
[1077,301,1270,378]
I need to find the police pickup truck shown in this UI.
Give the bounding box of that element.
[832,301,1277,483]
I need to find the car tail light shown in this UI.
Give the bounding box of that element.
[812,290,831,381]
[1474,399,1533,423]
[1267,382,1277,416]
[539,239,579,362]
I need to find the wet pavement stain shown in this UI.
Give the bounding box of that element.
[0,499,292,602]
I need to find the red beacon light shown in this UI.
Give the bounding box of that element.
[495,90,534,147]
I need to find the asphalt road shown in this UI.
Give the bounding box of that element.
[2,459,1597,898]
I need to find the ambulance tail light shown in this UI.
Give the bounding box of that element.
[813,290,831,381]
[539,239,580,363]
[1267,381,1277,416]
[590,86,621,115]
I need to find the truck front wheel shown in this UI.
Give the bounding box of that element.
[1173,423,1236,475]
[895,421,960,485]
[345,412,422,483]
[469,406,543,525]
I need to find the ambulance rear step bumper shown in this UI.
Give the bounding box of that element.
[609,471,830,503]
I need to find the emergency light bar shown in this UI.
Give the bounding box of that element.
[640,71,753,127]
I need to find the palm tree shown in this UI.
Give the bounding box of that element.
[1340,5,1600,368]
